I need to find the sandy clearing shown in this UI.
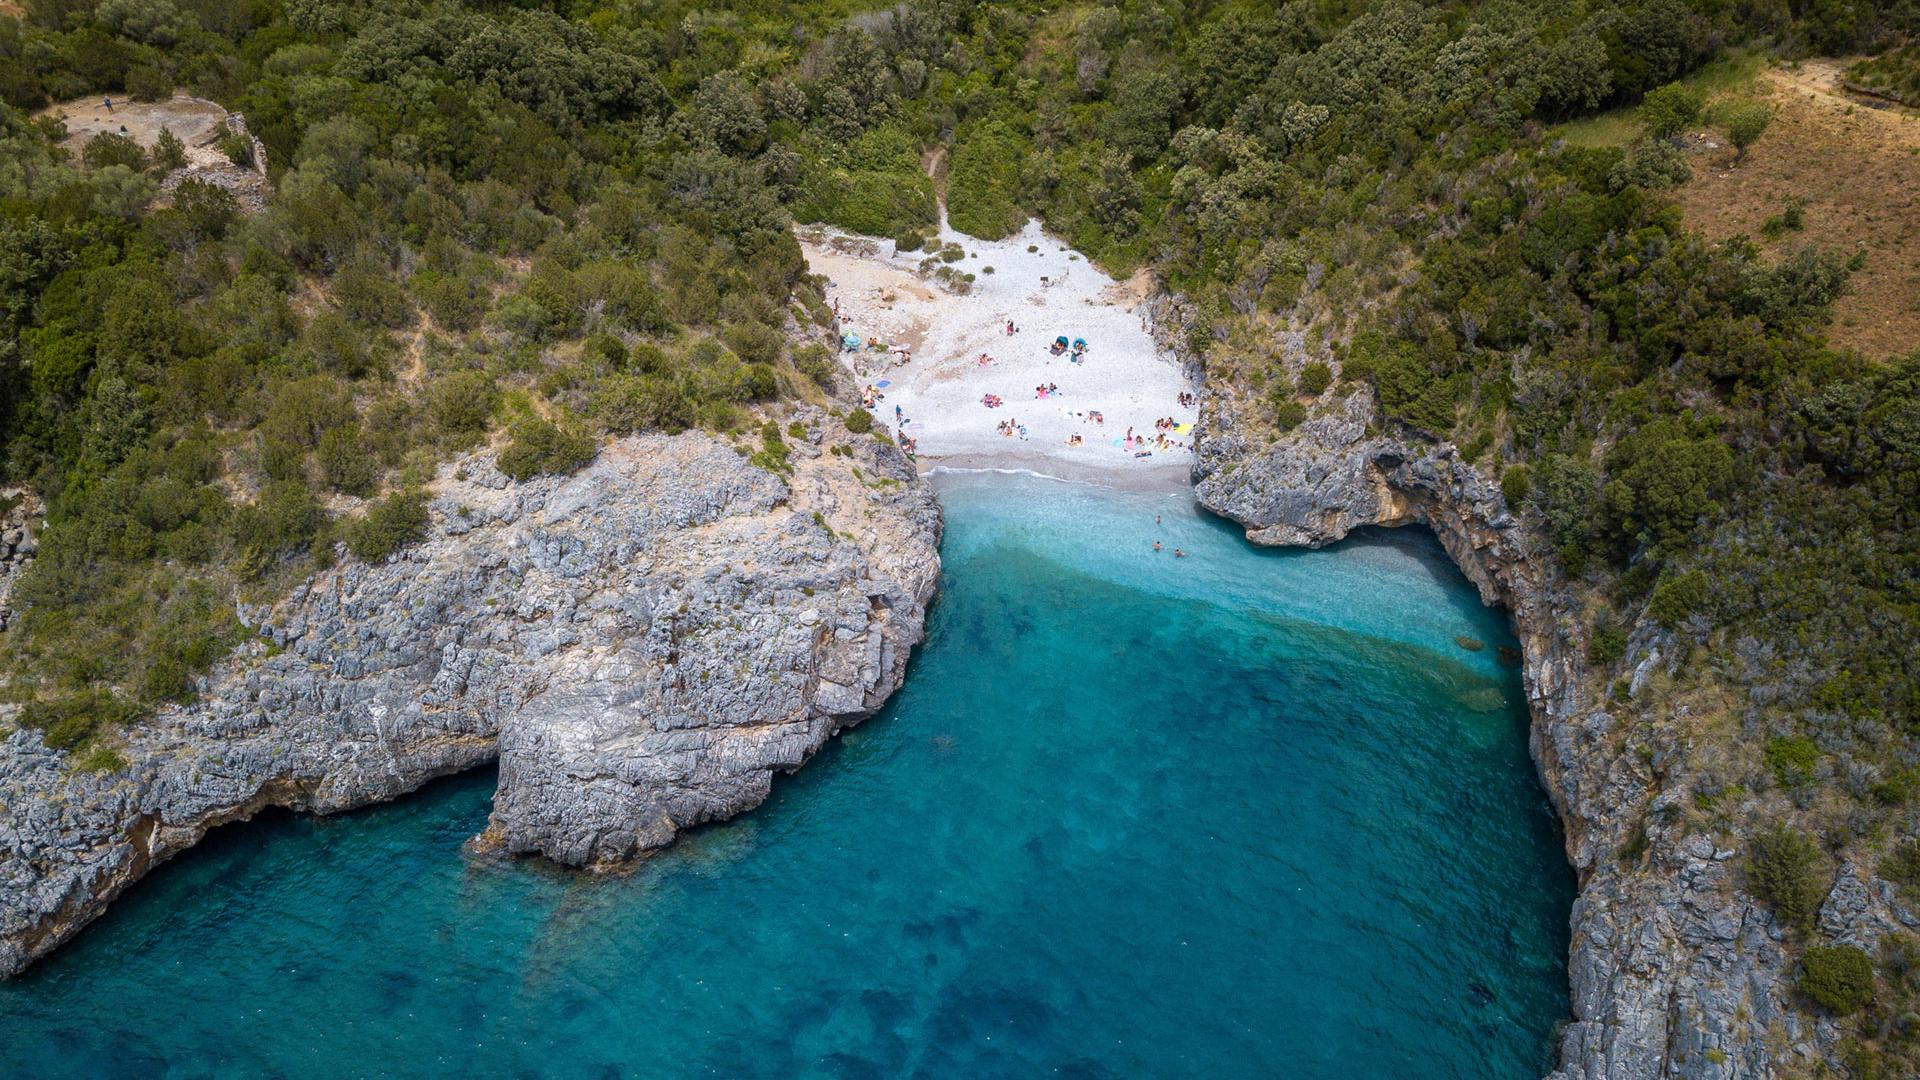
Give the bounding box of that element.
[37,94,229,161]
[33,93,272,213]
[801,218,1196,489]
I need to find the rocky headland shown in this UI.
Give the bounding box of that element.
[0,413,939,977]
[1169,302,1918,1079]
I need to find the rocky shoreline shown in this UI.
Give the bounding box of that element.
[1172,304,1920,1078]
[0,413,939,977]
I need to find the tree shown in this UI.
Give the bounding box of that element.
[1725,101,1772,163]
[1600,417,1733,558]
[1748,826,1826,931]
[151,127,187,173]
[1638,82,1702,141]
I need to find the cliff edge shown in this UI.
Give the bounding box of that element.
[0,412,939,976]
[1182,320,1914,1078]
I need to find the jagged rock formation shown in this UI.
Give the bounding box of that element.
[0,491,40,635]
[0,415,939,977]
[1177,313,1910,1078]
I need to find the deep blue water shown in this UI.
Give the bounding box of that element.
[1,472,1572,1079]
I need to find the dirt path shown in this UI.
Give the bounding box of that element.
[920,144,949,204]
[1765,59,1920,147]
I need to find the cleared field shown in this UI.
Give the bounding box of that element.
[1673,59,1920,359]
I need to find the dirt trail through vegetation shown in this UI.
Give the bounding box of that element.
[1676,60,1920,358]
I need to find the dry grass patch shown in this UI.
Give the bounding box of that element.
[1673,58,1920,360]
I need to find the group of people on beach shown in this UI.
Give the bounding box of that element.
[827,280,1211,467]
[1123,424,1184,455]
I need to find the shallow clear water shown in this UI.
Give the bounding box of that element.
[1,472,1572,1078]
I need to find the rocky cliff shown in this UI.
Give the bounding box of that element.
[1178,316,1913,1078]
[0,413,939,977]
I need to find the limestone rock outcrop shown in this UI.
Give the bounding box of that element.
[1174,309,1902,1078]
[0,416,939,976]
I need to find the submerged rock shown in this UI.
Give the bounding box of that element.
[0,415,940,976]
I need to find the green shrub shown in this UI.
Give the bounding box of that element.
[1272,398,1308,431]
[1881,841,1920,902]
[231,480,325,577]
[1297,361,1333,396]
[74,746,130,773]
[83,132,147,171]
[1725,101,1772,161]
[1765,736,1820,788]
[584,333,627,371]
[844,407,874,434]
[20,692,141,753]
[348,490,431,562]
[1647,569,1710,630]
[592,374,693,434]
[126,66,172,103]
[794,344,838,389]
[1600,418,1732,559]
[1748,826,1827,931]
[1588,620,1628,667]
[1799,945,1873,1014]
[1501,464,1533,505]
[947,121,1027,240]
[427,371,498,444]
[218,130,256,168]
[1639,83,1703,141]
[332,265,413,328]
[318,426,378,495]
[411,270,488,332]
[749,420,792,475]
[151,127,187,172]
[497,419,597,481]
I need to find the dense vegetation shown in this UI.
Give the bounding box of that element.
[3,0,1919,1060]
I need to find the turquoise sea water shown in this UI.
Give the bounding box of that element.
[1,472,1573,1078]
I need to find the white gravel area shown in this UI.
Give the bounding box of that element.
[800,218,1197,488]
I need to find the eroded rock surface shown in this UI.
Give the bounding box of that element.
[1170,303,1902,1078]
[0,416,938,976]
